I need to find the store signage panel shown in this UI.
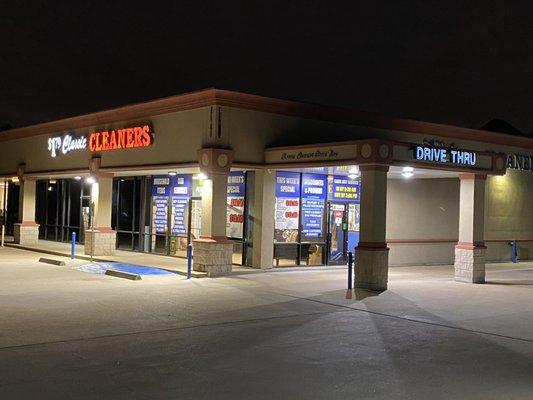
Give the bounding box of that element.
[507,154,533,171]
[414,146,477,166]
[89,125,153,152]
[47,123,153,157]
[227,171,245,238]
[301,173,327,238]
[266,144,357,164]
[47,134,87,157]
[275,171,300,230]
[329,176,359,202]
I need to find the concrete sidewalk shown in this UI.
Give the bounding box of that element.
[0,245,532,399]
[4,238,258,278]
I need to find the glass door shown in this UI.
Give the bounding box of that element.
[327,202,348,264]
[187,197,202,245]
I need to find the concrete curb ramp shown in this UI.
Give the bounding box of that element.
[39,257,66,266]
[105,270,142,280]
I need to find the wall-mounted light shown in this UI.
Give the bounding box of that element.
[168,171,177,176]
[401,166,414,179]
[11,176,19,183]
[348,166,360,180]
[74,176,82,181]
[86,176,96,185]
[194,173,208,180]
[49,179,57,184]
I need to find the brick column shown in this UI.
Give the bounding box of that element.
[354,165,389,291]
[193,148,235,276]
[250,169,275,269]
[84,174,116,256]
[454,173,486,283]
[14,178,39,246]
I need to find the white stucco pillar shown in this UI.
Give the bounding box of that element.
[454,173,486,283]
[251,169,275,269]
[354,165,389,291]
[84,175,116,256]
[193,148,235,276]
[14,178,39,246]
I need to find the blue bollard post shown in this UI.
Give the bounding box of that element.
[71,232,76,259]
[348,251,353,290]
[512,240,518,263]
[187,244,193,279]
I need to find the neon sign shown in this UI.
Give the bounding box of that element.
[89,125,153,152]
[47,134,87,157]
[414,146,477,166]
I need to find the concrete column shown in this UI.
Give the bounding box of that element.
[85,175,116,256]
[251,169,275,269]
[354,165,389,291]
[193,148,235,276]
[14,179,39,246]
[454,174,486,283]
[200,173,228,238]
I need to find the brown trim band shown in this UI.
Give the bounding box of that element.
[4,88,533,151]
[359,165,390,172]
[458,173,487,180]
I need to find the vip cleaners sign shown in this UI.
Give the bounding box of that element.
[414,146,477,166]
[47,134,87,157]
[47,124,153,157]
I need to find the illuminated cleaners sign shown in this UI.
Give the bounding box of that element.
[47,134,87,157]
[414,146,477,166]
[89,125,153,152]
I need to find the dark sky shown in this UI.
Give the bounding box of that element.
[2,1,533,132]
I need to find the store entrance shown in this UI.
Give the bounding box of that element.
[326,202,348,264]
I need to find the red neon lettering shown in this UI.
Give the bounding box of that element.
[88,125,153,152]
[109,130,117,149]
[126,128,135,148]
[141,125,152,146]
[133,127,143,147]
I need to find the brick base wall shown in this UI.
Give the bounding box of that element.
[193,239,233,277]
[14,224,40,246]
[354,248,389,291]
[454,247,486,283]
[84,230,117,256]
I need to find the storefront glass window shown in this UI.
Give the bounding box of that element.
[273,171,361,267]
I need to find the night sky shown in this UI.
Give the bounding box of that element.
[2,1,533,132]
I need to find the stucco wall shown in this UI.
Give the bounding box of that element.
[387,178,459,266]
[386,172,533,266]
[0,108,209,175]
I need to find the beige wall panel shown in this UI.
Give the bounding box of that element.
[0,108,208,175]
[387,178,459,240]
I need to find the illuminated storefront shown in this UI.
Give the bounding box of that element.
[1,88,532,287]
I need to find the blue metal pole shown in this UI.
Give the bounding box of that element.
[512,240,518,263]
[71,231,76,259]
[348,251,353,290]
[187,244,193,279]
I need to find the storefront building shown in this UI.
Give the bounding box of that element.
[1,89,533,289]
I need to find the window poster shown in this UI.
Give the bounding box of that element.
[301,173,327,239]
[151,176,171,234]
[226,171,245,238]
[151,175,192,236]
[275,171,300,242]
[329,175,360,202]
[170,175,191,236]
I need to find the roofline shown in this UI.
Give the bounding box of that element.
[2,88,533,149]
